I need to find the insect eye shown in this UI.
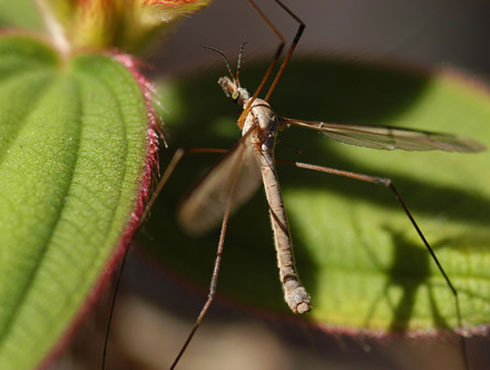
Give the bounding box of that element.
[232,91,239,100]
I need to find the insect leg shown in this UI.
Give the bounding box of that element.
[101,147,228,370]
[237,0,304,128]
[263,0,305,101]
[142,148,228,221]
[170,148,245,369]
[236,0,287,128]
[277,158,470,370]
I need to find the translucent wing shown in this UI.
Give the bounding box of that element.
[281,118,486,152]
[178,129,261,236]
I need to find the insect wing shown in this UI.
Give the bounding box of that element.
[282,118,486,152]
[178,131,262,236]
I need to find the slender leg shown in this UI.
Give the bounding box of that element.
[236,0,285,128]
[237,0,305,128]
[101,243,129,370]
[101,147,228,370]
[277,159,470,370]
[143,148,228,222]
[170,149,245,370]
[263,0,305,101]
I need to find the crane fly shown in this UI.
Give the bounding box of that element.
[101,1,486,369]
[149,1,487,369]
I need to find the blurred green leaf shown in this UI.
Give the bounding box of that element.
[145,58,490,334]
[0,0,42,30]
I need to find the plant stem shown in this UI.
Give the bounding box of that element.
[34,0,70,57]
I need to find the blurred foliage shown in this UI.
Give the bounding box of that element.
[0,0,42,30]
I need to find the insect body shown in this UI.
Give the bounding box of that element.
[181,76,312,314]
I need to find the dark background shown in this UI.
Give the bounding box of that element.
[153,0,490,80]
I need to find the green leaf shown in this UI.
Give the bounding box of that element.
[0,35,150,368]
[0,0,42,30]
[145,59,490,334]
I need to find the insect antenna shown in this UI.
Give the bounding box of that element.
[201,45,237,83]
[235,41,247,87]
